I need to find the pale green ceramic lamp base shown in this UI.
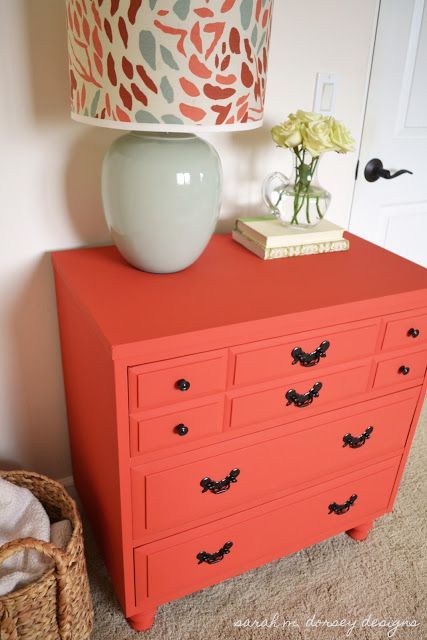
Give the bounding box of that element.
[102,132,222,274]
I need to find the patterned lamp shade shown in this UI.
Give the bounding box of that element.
[65,0,274,132]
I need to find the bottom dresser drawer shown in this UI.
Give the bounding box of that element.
[134,458,400,605]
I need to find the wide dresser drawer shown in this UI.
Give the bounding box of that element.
[229,362,371,430]
[232,320,379,386]
[131,388,418,536]
[134,458,400,604]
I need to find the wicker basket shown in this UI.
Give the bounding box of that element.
[0,470,93,640]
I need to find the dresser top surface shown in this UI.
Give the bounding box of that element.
[51,233,427,349]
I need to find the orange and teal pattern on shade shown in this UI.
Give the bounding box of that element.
[65,0,274,130]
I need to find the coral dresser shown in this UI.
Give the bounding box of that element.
[52,233,427,631]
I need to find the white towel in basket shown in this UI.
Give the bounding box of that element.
[0,476,51,596]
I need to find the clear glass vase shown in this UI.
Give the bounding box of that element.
[262,151,331,227]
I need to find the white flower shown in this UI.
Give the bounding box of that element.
[271,119,302,148]
[270,111,355,156]
[330,119,355,153]
[295,110,323,124]
[302,118,335,157]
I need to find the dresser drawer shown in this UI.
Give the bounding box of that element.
[373,351,427,389]
[128,350,228,411]
[232,321,379,386]
[132,387,416,536]
[134,459,399,603]
[130,398,224,456]
[382,311,427,351]
[229,363,371,430]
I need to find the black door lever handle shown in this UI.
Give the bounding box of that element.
[364,158,413,182]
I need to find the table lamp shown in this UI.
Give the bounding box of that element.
[65,0,273,273]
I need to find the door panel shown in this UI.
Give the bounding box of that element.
[350,0,427,266]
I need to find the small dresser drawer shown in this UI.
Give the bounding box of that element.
[128,350,228,411]
[382,311,427,351]
[132,388,415,535]
[374,351,427,389]
[135,459,399,603]
[232,321,379,386]
[229,363,371,430]
[130,398,224,457]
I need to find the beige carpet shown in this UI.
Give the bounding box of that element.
[86,405,427,640]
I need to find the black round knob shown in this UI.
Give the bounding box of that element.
[176,378,190,391]
[407,328,420,338]
[174,423,189,436]
[398,365,410,376]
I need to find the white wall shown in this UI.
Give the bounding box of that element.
[0,1,379,480]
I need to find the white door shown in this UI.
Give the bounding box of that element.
[350,0,427,267]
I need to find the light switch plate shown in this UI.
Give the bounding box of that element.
[313,72,338,116]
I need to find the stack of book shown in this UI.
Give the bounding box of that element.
[232,216,349,260]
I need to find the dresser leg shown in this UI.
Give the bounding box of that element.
[128,609,157,631]
[346,521,373,542]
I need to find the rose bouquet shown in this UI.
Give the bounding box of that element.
[263,110,355,226]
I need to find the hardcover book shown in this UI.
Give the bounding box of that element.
[232,228,350,260]
[234,216,345,249]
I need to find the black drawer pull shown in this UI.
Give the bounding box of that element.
[343,426,374,449]
[291,340,330,367]
[174,423,189,436]
[197,541,233,565]
[407,327,420,338]
[285,382,322,408]
[328,494,358,515]
[176,378,190,391]
[200,468,240,494]
[398,365,410,376]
